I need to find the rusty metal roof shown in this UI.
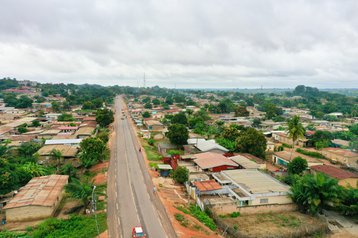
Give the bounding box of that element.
[3,175,69,209]
[193,180,222,192]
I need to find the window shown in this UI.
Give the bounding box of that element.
[260,198,268,204]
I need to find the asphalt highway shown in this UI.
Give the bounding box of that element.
[107,96,176,238]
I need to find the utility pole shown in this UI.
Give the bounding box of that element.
[92,185,100,236]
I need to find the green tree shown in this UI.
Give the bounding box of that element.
[65,178,94,211]
[20,162,48,177]
[221,124,241,141]
[152,98,161,106]
[172,166,189,184]
[236,128,267,158]
[171,112,188,125]
[18,124,28,134]
[234,105,249,117]
[287,157,308,175]
[18,141,42,158]
[51,149,62,173]
[339,187,358,216]
[96,108,114,127]
[263,102,283,119]
[166,124,189,146]
[252,118,261,128]
[291,173,340,215]
[60,164,77,180]
[144,102,153,109]
[287,116,305,159]
[80,137,107,168]
[16,95,33,108]
[31,120,41,127]
[58,113,75,121]
[142,111,151,118]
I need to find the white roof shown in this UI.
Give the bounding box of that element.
[45,139,82,145]
[230,155,261,169]
[157,164,173,170]
[188,138,228,152]
[222,169,289,194]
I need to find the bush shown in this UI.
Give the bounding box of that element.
[172,166,189,184]
[282,143,293,148]
[296,148,326,159]
[188,205,217,231]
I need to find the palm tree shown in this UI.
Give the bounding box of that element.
[65,178,94,212]
[21,162,48,177]
[291,173,341,215]
[50,149,62,173]
[287,115,305,160]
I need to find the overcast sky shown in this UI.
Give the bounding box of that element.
[1,0,358,88]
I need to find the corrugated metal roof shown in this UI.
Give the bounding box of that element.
[45,139,82,145]
[193,180,221,192]
[3,175,69,209]
[230,155,260,169]
[311,165,358,180]
[222,169,289,194]
[193,152,237,169]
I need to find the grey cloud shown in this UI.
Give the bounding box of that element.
[0,0,358,88]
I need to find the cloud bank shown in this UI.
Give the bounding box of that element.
[1,0,358,88]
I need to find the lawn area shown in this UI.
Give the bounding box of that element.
[143,145,162,161]
[215,211,327,238]
[0,213,107,238]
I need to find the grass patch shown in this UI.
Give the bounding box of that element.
[282,143,293,148]
[296,148,326,159]
[219,211,241,218]
[143,145,162,161]
[148,162,160,169]
[0,213,107,238]
[188,205,216,231]
[176,205,216,230]
[175,213,189,227]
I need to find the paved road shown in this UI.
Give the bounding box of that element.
[107,96,176,238]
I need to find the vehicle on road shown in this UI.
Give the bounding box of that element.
[132,226,146,237]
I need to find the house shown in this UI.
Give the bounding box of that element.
[157,142,177,155]
[37,144,79,161]
[39,129,61,139]
[331,139,350,148]
[193,180,222,196]
[311,165,358,188]
[213,169,292,207]
[143,120,164,131]
[82,116,97,127]
[272,151,324,168]
[45,113,62,122]
[45,138,82,146]
[193,152,238,172]
[186,138,229,154]
[230,154,266,170]
[75,126,95,138]
[58,126,78,134]
[272,131,307,147]
[320,148,358,169]
[3,175,68,222]
[157,164,173,177]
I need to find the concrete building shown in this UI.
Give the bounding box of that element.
[143,120,165,131]
[213,169,292,207]
[320,148,358,169]
[273,150,324,168]
[230,154,266,170]
[193,152,238,172]
[186,138,229,154]
[3,175,68,222]
[311,165,358,188]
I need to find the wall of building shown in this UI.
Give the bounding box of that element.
[211,165,238,172]
[250,195,292,206]
[211,203,297,215]
[6,206,54,222]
